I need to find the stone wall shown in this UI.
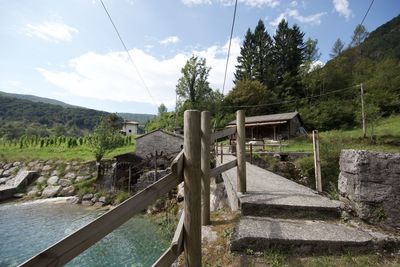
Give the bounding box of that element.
[136,130,183,159]
[338,149,400,230]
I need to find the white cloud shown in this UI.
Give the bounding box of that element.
[333,0,352,20]
[270,9,326,27]
[159,36,181,45]
[37,38,241,108]
[270,13,286,27]
[181,0,212,6]
[290,1,298,7]
[25,22,78,42]
[286,9,326,25]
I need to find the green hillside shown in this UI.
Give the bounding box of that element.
[0,91,77,108]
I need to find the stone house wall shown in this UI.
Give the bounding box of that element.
[135,130,183,159]
[338,149,400,231]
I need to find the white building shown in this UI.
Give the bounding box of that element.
[121,120,139,135]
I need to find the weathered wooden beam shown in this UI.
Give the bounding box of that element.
[237,110,247,193]
[183,110,202,267]
[171,211,185,255]
[313,130,322,192]
[21,173,180,267]
[210,127,236,143]
[152,247,176,267]
[171,150,184,180]
[210,159,237,177]
[201,111,211,226]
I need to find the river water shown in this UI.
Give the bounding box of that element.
[0,199,170,267]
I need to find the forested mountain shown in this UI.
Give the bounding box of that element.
[0,91,77,108]
[0,91,155,139]
[0,96,109,138]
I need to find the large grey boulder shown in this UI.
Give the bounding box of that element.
[59,179,72,187]
[42,185,62,198]
[47,176,59,185]
[59,186,75,197]
[339,149,400,230]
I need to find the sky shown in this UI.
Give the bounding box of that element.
[0,0,399,115]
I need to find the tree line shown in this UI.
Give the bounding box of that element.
[146,15,400,133]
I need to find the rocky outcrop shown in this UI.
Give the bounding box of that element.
[339,149,400,230]
[42,185,62,198]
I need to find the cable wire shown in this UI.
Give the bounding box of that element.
[225,84,360,109]
[360,0,375,26]
[99,0,157,106]
[222,0,238,94]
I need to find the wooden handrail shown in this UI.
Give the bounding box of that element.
[210,127,236,143]
[171,150,184,180]
[152,211,184,267]
[210,159,237,177]
[20,172,182,267]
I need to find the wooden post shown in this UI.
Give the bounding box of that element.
[220,142,223,163]
[312,130,322,192]
[250,143,253,164]
[201,111,211,226]
[183,110,202,266]
[360,83,367,138]
[236,110,246,193]
[215,142,218,156]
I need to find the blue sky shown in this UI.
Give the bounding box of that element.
[0,0,399,114]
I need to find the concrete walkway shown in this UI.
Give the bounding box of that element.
[217,154,394,253]
[219,154,341,218]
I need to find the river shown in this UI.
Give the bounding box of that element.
[0,198,170,267]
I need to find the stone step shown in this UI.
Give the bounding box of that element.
[240,192,342,219]
[231,216,377,254]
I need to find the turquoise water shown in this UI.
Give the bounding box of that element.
[0,199,170,267]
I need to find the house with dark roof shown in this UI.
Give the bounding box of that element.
[228,111,306,140]
[135,129,183,159]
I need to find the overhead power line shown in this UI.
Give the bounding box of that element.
[225,84,360,109]
[222,0,238,94]
[99,0,157,106]
[360,0,375,26]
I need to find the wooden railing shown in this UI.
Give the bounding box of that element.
[20,110,246,267]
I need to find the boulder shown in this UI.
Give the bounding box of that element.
[93,202,105,208]
[27,187,40,197]
[68,196,80,204]
[64,172,76,180]
[0,177,8,185]
[82,193,94,201]
[42,185,62,198]
[51,170,58,176]
[3,166,18,177]
[59,186,75,197]
[0,169,4,176]
[37,176,46,184]
[42,165,52,171]
[91,197,98,203]
[3,163,13,170]
[59,179,72,187]
[99,196,110,205]
[13,162,21,167]
[76,175,91,182]
[47,176,59,185]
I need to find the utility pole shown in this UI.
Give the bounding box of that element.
[360,83,366,138]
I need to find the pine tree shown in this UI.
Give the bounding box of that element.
[350,24,369,48]
[252,20,274,87]
[234,28,255,82]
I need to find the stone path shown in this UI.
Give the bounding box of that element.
[218,154,393,253]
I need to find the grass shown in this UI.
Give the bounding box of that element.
[266,115,400,154]
[0,143,135,162]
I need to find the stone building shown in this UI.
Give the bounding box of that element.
[135,129,183,160]
[227,111,306,141]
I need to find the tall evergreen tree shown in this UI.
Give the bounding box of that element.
[234,28,255,82]
[252,20,274,87]
[330,38,345,58]
[273,19,305,98]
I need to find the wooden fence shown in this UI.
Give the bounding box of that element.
[20,110,246,267]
